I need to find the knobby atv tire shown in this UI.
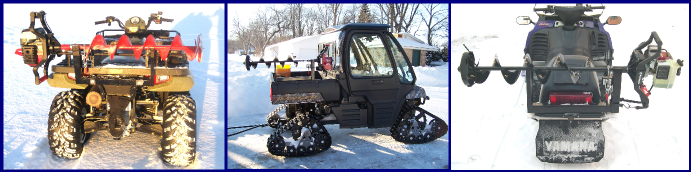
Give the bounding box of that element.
[161,94,197,166]
[48,90,88,159]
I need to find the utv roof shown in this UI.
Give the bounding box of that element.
[323,23,391,34]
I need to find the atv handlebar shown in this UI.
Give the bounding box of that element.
[159,18,173,23]
[590,5,605,10]
[94,16,125,28]
[94,12,172,32]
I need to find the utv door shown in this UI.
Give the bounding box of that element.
[343,31,412,128]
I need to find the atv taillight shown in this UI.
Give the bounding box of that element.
[154,75,170,85]
[270,87,273,102]
[67,73,76,80]
[549,92,593,105]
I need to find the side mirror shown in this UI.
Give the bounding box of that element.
[516,16,533,25]
[605,16,622,25]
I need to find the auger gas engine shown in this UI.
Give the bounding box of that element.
[15,11,203,166]
[229,23,448,157]
[457,4,683,163]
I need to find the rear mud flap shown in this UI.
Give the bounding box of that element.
[535,120,604,163]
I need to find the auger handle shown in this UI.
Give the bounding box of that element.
[635,32,663,70]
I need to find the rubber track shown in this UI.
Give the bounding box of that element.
[390,103,448,144]
[266,112,331,156]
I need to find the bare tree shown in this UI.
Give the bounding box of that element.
[330,4,342,26]
[340,4,360,25]
[375,4,419,33]
[376,4,395,31]
[419,4,448,46]
[399,4,420,32]
[230,3,446,56]
[284,4,305,38]
[231,13,253,54]
[248,6,286,57]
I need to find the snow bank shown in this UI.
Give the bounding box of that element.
[413,63,449,88]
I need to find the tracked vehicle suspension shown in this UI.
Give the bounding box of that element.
[267,112,331,156]
[391,103,448,144]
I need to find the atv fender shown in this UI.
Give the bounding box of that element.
[405,85,429,101]
[147,75,195,92]
[47,73,88,89]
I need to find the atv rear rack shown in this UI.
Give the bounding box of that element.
[16,11,202,86]
[96,29,181,37]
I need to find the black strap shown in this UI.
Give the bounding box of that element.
[227,124,269,137]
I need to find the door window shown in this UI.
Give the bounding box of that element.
[348,34,393,77]
[388,36,414,83]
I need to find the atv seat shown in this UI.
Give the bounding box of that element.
[540,55,601,104]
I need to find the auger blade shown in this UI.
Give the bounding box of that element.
[458,51,490,87]
[492,55,521,84]
[242,57,315,71]
[86,34,203,62]
[244,55,251,71]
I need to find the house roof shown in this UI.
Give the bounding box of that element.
[396,38,439,51]
[266,34,321,49]
[395,32,427,44]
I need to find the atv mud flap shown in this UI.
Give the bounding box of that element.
[535,120,604,163]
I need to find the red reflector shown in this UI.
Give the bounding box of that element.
[270,88,273,102]
[549,92,593,105]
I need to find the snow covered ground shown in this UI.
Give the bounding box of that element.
[3,4,225,169]
[227,55,449,169]
[450,4,689,170]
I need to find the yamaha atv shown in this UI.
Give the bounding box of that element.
[15,11,203,166]
[230,23,448,156]
[457,4,683,163]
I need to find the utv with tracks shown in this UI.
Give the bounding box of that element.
[16,11,203,166]
[457,4,684,163]
[239,23,448,156]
